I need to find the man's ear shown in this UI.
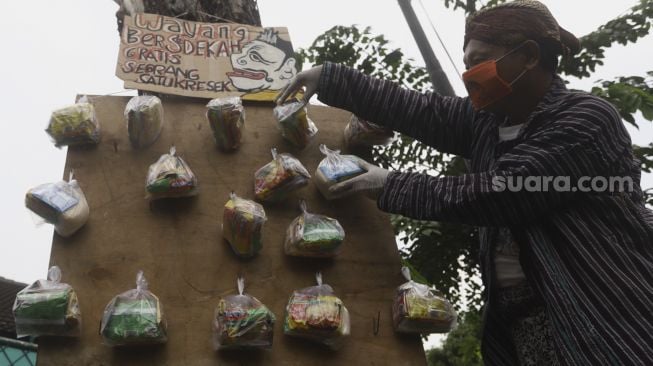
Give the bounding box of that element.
[522,40,541,70]
[279,58,297,80]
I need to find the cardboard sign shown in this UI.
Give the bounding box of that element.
[115,13,298,101]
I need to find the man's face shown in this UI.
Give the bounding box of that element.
[228,40,297,92]
[463,39,527,112]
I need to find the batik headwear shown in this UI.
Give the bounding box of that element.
[463,0,580,56]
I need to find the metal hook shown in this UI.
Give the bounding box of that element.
[372,311,380,336]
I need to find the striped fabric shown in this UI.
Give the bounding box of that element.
[318,62,653,365]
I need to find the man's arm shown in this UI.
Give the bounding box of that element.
[318,62,477,158]
[377,97,634,226]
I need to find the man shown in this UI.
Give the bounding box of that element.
[276,1,653,365]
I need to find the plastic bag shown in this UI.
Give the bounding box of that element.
[146,146,198,199]
[273,100,317,149]
[283,272,350,349]
[46,101,100,147]
[213,277,276,350]
[254,148,310,202]
[344,115,394,148]
[13,266,82,338]
[223,193,267,258]
[206,97,245,151]
[314,144,366,200]
[125,95,164,148]
[25,171,90,237]
[284,200,345,258]
[392,267,457,334]
[100,271,167,346]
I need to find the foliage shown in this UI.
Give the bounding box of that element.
[590,71,653,125]
[426,310,483,366]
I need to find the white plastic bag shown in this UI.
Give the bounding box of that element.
[213,277,276,350]
[100,271,168,346]
[25,171,90,237]
[344,114,394,148]
[206,97,245,151]
[314,144,366,200]
[273,100,317,149]
[223,192,267,258]
[254,148,310,202]
[46,101,100,147]
[13,266,82,338]
[392,267,457,334]
[284,200,345,258]
[283,272,350,349]
[146,146,198,199]
[125,95,164,148]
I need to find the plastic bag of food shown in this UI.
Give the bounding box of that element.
[125,95,164,148]
[344,115,394,148]
[314,144,366,200]
[254,148,310,202]
[213,277,276,350]
[46,101,100,147]
[100,271,167,346]
[392,267,457,334]
[223,193,267,258]
[206,97,245,151]
[273,100,317,149]
[284,200,345,258]
[146,146,198,199]
[283,272,350,349]
[13,266,82,338]
[25,171,90,237]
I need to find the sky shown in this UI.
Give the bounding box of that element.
[0,0,651,348]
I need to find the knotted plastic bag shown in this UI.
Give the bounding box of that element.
[100,271,168,346]
[392,267,457,334]
[254,148,310,202]
[146,146,198,199]
[125,95,164,148]
[206,97,245,151]
[283,272,350,349]
[46,98,100,147]
[13,266,82,338]
[25,171,90,237]
[223,193,267,258]
[213,277,276,350]
[284,200,345,258]
[314,144,366,200]
[273,100,317,149]
[344,114,394,148]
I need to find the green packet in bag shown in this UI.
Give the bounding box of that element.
[13,266,82,338]
[284,200,345,258]
[100,271,167,346]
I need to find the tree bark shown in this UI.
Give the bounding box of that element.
[116,0,261,34]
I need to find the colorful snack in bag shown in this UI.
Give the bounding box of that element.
[392,267,457,334]
[223,193,267,258]
[46,101,100,147]
[284,273,350,349]
[100,271,167,346]
[254,148,310,202]
[273,100,318,149]
[284,200,345,258]
[206,97,245,151]
[314,144,366,200]
[213,277,276,350]
[25,171,90,237]
[13,266,81,338]
[146,146,198,199]
[125,95,164,148]
[344,114,394,148]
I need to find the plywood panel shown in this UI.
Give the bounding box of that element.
[38,95,426,365]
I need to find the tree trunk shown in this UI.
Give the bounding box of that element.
[116,0,261,33]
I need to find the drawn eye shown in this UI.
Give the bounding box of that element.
[249,51,263,63]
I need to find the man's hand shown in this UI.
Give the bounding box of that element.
[329,160,390,200]
[275,65,324,105]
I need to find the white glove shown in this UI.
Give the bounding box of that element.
[329,160,390,200]
[275,65,324,105]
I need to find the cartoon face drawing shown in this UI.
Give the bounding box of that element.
[227,29,297,92]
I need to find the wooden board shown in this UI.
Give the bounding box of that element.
[38,95,426,365]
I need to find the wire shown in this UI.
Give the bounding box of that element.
[417,0,463,80]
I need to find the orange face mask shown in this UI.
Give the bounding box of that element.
[462,44,528,110]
